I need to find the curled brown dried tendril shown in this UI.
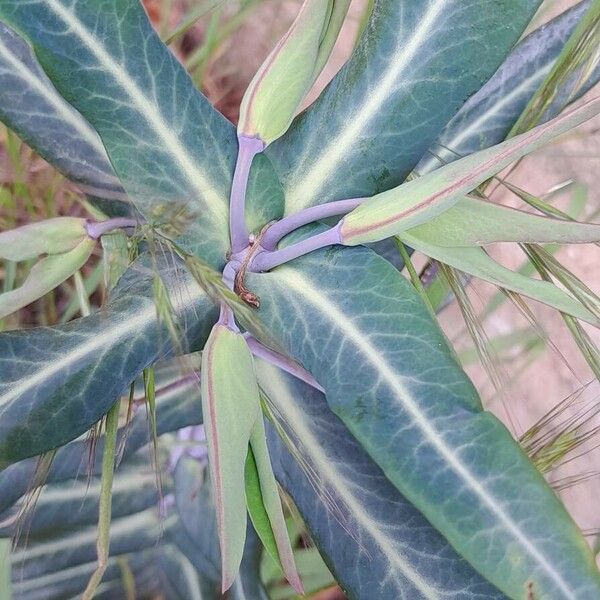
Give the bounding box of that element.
[233,223,271,308]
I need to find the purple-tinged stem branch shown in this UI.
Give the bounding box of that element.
[230,135,265,254]
[244,334,324,393]
[250,224,343,272]
[261,197,365,250]
[85,217,139,239]
[219,263,239,331]
[222,262,236,291]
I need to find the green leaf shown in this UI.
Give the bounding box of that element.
[83,565,159,600]
[339,96,600,245]
[417,0,600,174]
[172,456,268,599]
[0,0,282,265]
[0,237,95,319]
[0,362,202,514]
[245,417,301,593]
[0,463,162,539]
[173,458,220,584]
[10,508,167,580]
[101,231,130,292]
[510,0,600,136]
[245,449,280,569]
[407,195,600,246]
[238,0,349,144]
[247,234,600,598]
[399,230,599,324]
[230,525,270,600]
[268,0,541,214]
[0,254,215,469]
[158,545,219,600]
[201,324,261,591]
[0,21,130,216]
[256,360,505,599]
[10,551,156,600]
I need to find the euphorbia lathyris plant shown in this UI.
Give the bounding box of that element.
[1,1,600,599]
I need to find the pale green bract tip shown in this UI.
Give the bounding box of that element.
[238,0,350,145]
[0,216,88,261]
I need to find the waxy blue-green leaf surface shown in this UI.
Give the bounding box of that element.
[247,231,600,598]
[89,570,160,600]
[0,0,283,264]
[416,0,600,174]
[0,21,130,216]
[268,0,541,215]
[0,255,215,469]
[173,457,268,600]
[11,551,157,600]
[173,458,220,584]
[10,508,167,580]
[256,361,504,600]
[0,364,202,514]
[0,462,162,539]
[339,96,600,245]
[159,545,220,600]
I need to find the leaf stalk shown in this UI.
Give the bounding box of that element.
[230,135,265,253]
[85,217,139,239]
[261,197,365,250]
[250,224,342,272]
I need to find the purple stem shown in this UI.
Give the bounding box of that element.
[222,262,236,291]
[230,135,265,253]
[219,263,239,331]
[261,197,365,250]
[85,217,139,239]
[244,334,324,393]
[250,224,342,272]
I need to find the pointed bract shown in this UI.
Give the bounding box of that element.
[238,0,350,144]
[407,195,600,247]
[0,217,88,261]
[340,96,600,245]
[0,238,95,319]
[245,416,303,594]
[201,324,261,592]
[399,229,599,325]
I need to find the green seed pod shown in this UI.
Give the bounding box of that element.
[0,238,96,319]
[339,96,600,245]
[238,0,350,145]
[0,217,88,261]
[201,323,261,592]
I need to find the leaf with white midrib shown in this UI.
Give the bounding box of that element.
[0,464,163,539]
[268,0,541,215]
[247,234,600,599]
[0,254,214,470]
[415,0,600,175]
[257,361,505,600]
[11,508,170,580]
[0,21,129,215]
[159,545,220,600]
[11,550,156,600]
[0,364,202,514]
[0,0,283,264]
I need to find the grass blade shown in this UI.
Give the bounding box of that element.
[82,400,120,600]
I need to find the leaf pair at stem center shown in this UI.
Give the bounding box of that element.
[201,322,302,593]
